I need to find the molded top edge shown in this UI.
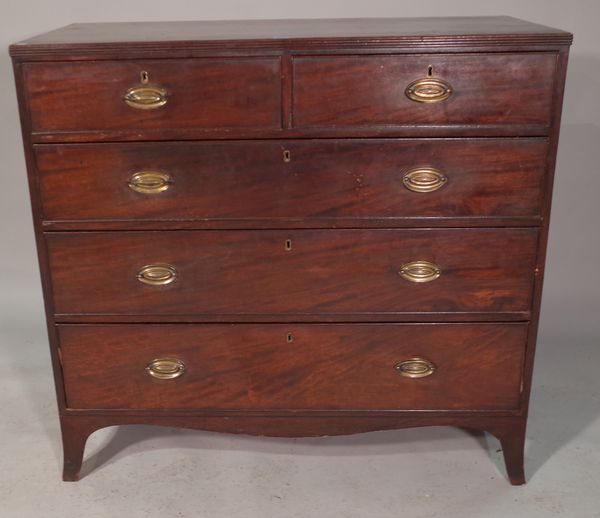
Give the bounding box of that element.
[10,16,573,58]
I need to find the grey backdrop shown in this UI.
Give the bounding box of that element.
[2,0,599,353]
[1,2,598,517]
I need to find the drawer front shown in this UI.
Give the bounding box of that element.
[293,53,556,128]
[47,229,537,316]
[36,138,547,223]
[23,59,281,133]
[59,323,527,411]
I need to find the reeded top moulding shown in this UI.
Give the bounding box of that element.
[10,16,573,60]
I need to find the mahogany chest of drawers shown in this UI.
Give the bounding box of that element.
[10,16,572,483]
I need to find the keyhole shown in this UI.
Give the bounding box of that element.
[283,150,291,163]
[141,71,149,84]
[286,332,294,343]
[427,65,434,77]
[285,239,292,251]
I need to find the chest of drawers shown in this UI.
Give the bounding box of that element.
[10,16,572,484]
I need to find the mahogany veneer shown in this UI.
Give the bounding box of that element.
[36,139,548,225]
[59,324,527,411]
[292,53,556,127]
[46,229,538,316]
[10,16,572,484]
[23,59,282,133]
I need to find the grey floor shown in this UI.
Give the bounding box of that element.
[2,293,599,518]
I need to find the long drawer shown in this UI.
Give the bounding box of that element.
[58,323,528,411]
[35,139,548,224]
[46,229,538,316]
[22,58,282,133]
[293,53,556,128]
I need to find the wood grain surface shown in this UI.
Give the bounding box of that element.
[58,323,527,411]
[23,58,282,133]
[46,228,538,316]
[293,53,556,127]
[35,138,548,224]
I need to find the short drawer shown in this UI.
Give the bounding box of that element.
[58,323,528,411]
[36,138,547,225]
[46,229,537,316]
[22,58,281,133]
[293,53,556,128]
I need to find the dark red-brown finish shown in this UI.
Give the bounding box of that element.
[293,53,556,128]
[10,17,570,52]
[35,139,548,225]
[46,229,537,316]
[23,59,282,133]
[10,17,572,485]
[59,323,527,411]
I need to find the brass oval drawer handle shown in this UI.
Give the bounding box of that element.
[399,260,441,283]
[403,167,447,193]
[395,358,436,379]
[123,85,167,110]
[405,77,453,103]
[128,171,172,194]
[137,264,177,286]
[146,358,186,380]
